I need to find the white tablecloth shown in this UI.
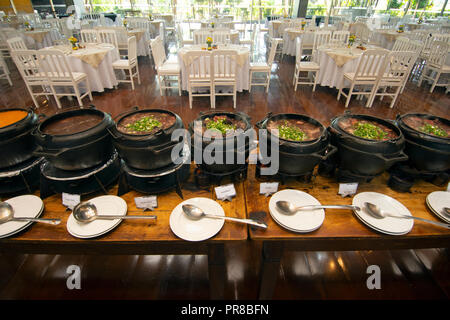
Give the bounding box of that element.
[94,26,150,56]
[41,43,119,92]
[371,30,409,50]
[282,28,314,56]
[315,44,374,89]
[22,29,61,49]
[269,20,291,38]
[177,44,250,92]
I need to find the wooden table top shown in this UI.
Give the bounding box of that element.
[0,165,248,252]
[245,165,450,249]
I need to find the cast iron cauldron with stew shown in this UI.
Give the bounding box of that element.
[188,111,253,173]
[396,113,450,172]
[32,106,115,171]
[327,114,408,177]
[256,113,337,175]
[108,107,184,171]
[0,107,40,169]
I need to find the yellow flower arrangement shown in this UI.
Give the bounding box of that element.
[348,34,356,47]
[301,21,306,30]
[68,36,78,49]
[123,19,128,27]
[206,37,213,50]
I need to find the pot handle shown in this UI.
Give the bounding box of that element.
[33,146,70,157]
[342,143,409,165]
[255,112,273,129]
[405,138,450,155]
[304,144,338,160]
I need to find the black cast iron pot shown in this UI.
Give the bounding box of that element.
[328,113,408,177]
[0,107,40,170]
[396,113,450,172]
[32,106,115,171]
[108,107,185,171]
[188,110,254,173]
[256,112,337,176]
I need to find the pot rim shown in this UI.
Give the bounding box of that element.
[397,113,450,141]
[0,107,34,132]
[113,108,181,138]
[260,113,327,144]
[37,108,107,138]
[331,113,402,143]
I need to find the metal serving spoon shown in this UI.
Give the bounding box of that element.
[73,202,157,223]
[0,202,60,225]
[276,200,360,216]
[364,202,450,229]
[182,204,267,229]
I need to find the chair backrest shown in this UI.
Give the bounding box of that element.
[127,36,137,64]
[405,40,424,54]
[295,37,303,65]
[185,50,212,81]
[431,33,450,44]
[313,31,331,52]
[392,36,410,51]
[80,29,98,43]
[150,36,166,68]
[382,50,417,82]
[212,49,237,80]
[37,49,75,82]
[267,38,281,65]
[11,50,44,82]
[427,41,448,67]
[97,29,118,47]
[212,31,230,44]
[353,49,389,80]
[331,30,349,44]
[352,22,370,42]
[7,37,27,51]
[193,30,211,45]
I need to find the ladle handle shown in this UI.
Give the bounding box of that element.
[205,214,267,229]
[389,214,450,229]
[12,218,61,225]
[96,215,157,220]
[295,205,359,211]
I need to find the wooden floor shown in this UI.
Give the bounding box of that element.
[0,39,449,300]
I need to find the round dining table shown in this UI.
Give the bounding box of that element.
[282,28,314,56]
[177,44,250,92]
[40,43,120,92]
[315,43,382,89]
[371,29,410,50]
[22,28,61,49]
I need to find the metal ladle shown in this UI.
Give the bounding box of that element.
[73,202,157,223]
[182,204,267,229]
[276,200,360,216]
[0,202,60,225]
[364,202,450,229]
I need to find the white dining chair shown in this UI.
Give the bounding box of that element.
[0,51,12,86]
[185,50,214,109]
[212,49,238,109]
[11,50,54,108]
[392,36,410,51]
[337,49,390,108]
[249,37,280,93]
[331,30,349,45]
[7,37,27,51]
[97,29,119,48]
[212,30,230,44]
[368,51,418,108]
[37,49,93,109]
[80,29,98,44]
[150,36,181,96]
[112,36,140,90]
[312,31,332,55]
[418,41,450,93]
[176,23,193,47]
[293,37,320,91]
[193,30,212,45]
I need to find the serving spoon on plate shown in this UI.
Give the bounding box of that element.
[73,202,157,223]
[364,202,450,229]
[182,204,267,229]
[276,200,360,216]
[0,201,60,225]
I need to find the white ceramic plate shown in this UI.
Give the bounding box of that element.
[426,191,450,223]
[169,197,225,242]
[352,192,414,235]
[0,195,44,239]
[268,189,325,233]
[66,195,127,239]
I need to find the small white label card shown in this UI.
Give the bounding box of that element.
[260,182,279,197]
[215,184,236,201]
[338,183,359,197]
[62,193,80,210]
[135,195,158,211]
